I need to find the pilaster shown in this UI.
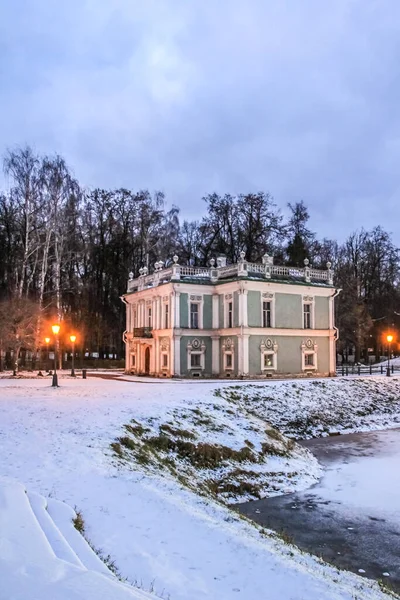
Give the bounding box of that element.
[211,335,220,375]
[212,294,219,329]
[238,334,250,376]
[173,335,181,376]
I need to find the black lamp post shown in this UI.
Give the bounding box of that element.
[51,324,60,387]
[386,334,393,377]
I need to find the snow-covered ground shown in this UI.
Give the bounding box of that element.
[0,377,396,600]
[219,377,400,438]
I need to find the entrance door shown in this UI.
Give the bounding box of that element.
[144,347,150,374]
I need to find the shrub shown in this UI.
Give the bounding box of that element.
[110,442,123,457]
[159,424,196,439]
[118,436,137,451]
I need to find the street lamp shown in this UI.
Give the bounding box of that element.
[70,335,76,377]
[386,334,393,377]
[51,324,60,387]
[44,337,50,374]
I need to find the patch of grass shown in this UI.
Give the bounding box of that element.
[143,434,257,469]
[147,434,175,452]
[244,439,255,448]
[265,428,282,441]
[73,509,85,534]
[159,424,196,439]
[261,441,288,457]
[118,436,137,451]
[110,442,124,457]
[275,530,294,545]
[124,423,150,437]
[206,479,262,499]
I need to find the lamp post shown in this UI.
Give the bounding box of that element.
[70,335,76,377]
[45,337,50,373]
[51,324,60,387]
[386,334,393,377]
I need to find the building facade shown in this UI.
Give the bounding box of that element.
[122,254,339,378]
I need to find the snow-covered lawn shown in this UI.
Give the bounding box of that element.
[219,377,400,438]
[0,377,396,600]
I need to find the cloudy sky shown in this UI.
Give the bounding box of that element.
[1,0,400,241]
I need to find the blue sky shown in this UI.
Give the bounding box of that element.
[1,1,400,240]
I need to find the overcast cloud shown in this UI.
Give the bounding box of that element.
[1,0,400,241]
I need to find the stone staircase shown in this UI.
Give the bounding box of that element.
[0,478,155,600]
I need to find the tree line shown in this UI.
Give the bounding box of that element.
[0,145,399,370]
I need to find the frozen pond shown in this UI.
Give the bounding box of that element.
[238,427,400,590]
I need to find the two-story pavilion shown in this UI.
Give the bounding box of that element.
[121,253,339,378]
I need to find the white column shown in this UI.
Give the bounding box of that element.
[242,290,248,327]
[329,334,336,375]
[242,334,249,375]
[173,336,181,376]
[140,301,145,327]
[212,336,220,375]
[155,337,160,376]
[237,336,242,376]
[125,338,130,373]
[152,298,157,330]
[157,296,162,329]
[212,294,219,329]
[174,292,181,328]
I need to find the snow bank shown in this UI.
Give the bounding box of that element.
[0,378,394,600]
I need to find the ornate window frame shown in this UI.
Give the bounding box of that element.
[303,295,314,330]
[224,293,234,329]
[160,337,170,371]
[260,338,278,371]
[188,294,203,329]
[146,299,153,328]
[301,338,318,371]
[222,337,234,371]
[187,338,206,370]
[260,292,275,328]
[163,295,170,329]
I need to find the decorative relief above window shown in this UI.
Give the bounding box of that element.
[301,339,318,371]
[222,337,234,370]
[160,337,170,351]
[225,293,233,300]
[262,292,274,299]
[187,338,206,370]
[190,295,202,302]
[260,338,278,371]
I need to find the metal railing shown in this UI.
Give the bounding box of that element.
[337,363,398,376]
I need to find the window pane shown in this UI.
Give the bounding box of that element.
[191,353,201,367]
[226,354,232,368]
[263,301,271,327]
[162,354,168,367]
[264,353,273,367]
[165,304,169,328]
[305,353,314,366]
[304,304,311,329]
[190,303,199,328]
[228,301,233,328]
[148,308,152,327]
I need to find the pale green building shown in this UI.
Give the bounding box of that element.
[122,254,339,378]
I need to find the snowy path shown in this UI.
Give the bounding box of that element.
[0,378,394,600]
